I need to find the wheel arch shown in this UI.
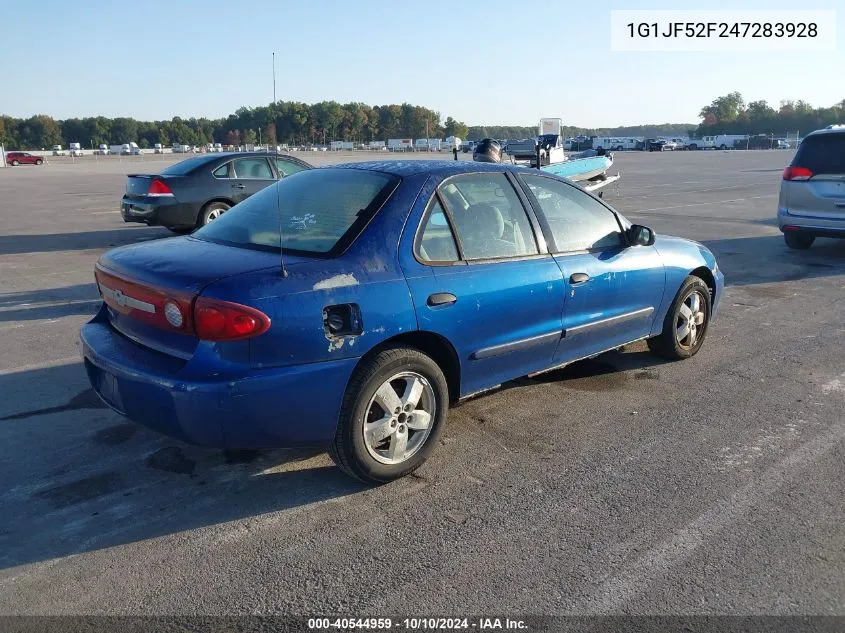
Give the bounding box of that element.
[356,331,461,405]
[197,197,235,224]
[690,266,716,302]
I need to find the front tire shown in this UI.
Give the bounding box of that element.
[199,201,230,226]
[329,346,448,484]
[35,159,43,165]
[648,276,712,360]
[784,232,814,250]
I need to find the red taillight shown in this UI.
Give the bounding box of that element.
[783,166,813,181]
[193,298,271,341]
[147,178,174,196]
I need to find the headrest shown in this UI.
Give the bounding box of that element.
[466,203,505,239]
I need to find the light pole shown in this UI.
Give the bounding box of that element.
[272,52,276,103]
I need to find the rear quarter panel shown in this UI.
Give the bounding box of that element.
[200,175,426,369]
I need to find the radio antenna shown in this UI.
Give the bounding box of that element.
[276,179,288,278]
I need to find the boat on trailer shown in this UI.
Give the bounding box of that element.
[497,118,621,195]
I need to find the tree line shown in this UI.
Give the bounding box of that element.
[0,101,470,150]
[697,92,845,136]
[2,93,843,150]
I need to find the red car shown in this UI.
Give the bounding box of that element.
[5,152,44,166]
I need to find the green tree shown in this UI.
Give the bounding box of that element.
[699,91,745,124]
[244,129,257,144]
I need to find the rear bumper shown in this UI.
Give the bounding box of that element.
[80,315,357,449]
[121,196,198,229]
[777,207,845,237]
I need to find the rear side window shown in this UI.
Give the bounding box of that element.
[418,200,459,263]
[212,163,231,178]
[193,169,397,255]
[793,134,845,175]
[438,173,538,260]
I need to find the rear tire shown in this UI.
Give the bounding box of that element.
[199,201,230,227]
[784,232,814,250]
[329,346,449,484]
[648,276,712,361]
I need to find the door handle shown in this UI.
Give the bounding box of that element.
[232,183,246,189]
[427,293,457,307]
[570,273,590,284]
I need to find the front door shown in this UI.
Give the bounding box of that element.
[518,174,666,363]
[402,172,565,396]
[230,157,276,204]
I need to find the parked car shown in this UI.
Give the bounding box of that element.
[661,140,679,151]
[52,145,67,156]
[647,139,668,151]
[5,152,44,166]
[154,144,164,154]
[120,151,312,233]
[95,144,110,155]
[778,126,845,249]
[85,161,724,484]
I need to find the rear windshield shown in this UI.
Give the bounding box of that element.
[160,155,217,175]
[793,134,845,175]
[193,168,398,255]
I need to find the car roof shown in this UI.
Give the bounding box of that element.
[805,127,845,139]
[329,160,532,178]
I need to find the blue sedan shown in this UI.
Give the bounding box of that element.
[81,161,724,483]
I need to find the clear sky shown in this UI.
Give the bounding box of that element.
[0,0,841,127]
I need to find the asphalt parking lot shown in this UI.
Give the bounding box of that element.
[1,149,843,615]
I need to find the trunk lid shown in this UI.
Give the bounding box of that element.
[125,174,178,199]
[95,236,312,359]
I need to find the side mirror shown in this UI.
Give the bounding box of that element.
[629,224,655,246]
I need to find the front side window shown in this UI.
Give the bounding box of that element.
[522,175,624,253]
[438,173,537,260]
[193,168,396,255]
[417,200,459,263]
[232,157,273,179]
[274,158,308,177]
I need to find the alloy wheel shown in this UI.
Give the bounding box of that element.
[363,372,435,465]
[676,290,706,349]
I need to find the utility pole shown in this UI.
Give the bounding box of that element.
[272,52,276,103]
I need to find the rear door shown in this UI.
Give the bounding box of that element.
[784,133,845,221]
[518,173,665,364]
[230,157,276,203]
[402,172,565,396]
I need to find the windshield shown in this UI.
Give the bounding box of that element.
[193,168,398,255]
[161,155,217,175]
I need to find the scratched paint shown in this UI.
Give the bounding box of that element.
[313,274,359,291]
